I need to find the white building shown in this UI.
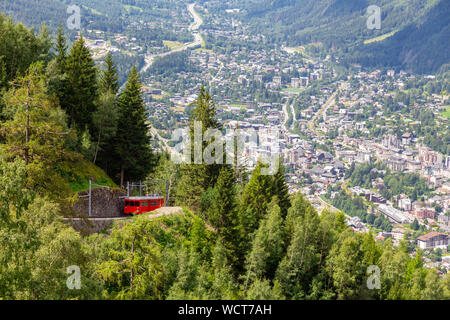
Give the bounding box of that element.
[417,232,449,250]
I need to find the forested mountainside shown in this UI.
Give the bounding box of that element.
[4,0,448,73]
[0,0,189,32]
[1,17,449,300]
[346,0,450,74]
[215,0,449,74]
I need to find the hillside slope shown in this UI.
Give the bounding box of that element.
[234,0,448,73]
[346,0,450,74]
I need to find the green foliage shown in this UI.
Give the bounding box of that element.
[1,62,74,197]
[146,50,199,77]
[114,66,156,186]
[0,158,102,299]
[100,53,120,95]
[0,14,447,300]
[97,216,165,300]
[175,86,223,211]
[62,36,99,133]
[347,162,431,201]
[271,160,291,219]
[59,158,116,193]
[0,15,51,91]
[244,197,285,287]
[275,194,326,299]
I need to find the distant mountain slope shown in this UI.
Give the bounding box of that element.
[235,0,448,73]
[0,0,123,32]
[347,0,450,74]
[239,0,430,45]
[0,0,187,33]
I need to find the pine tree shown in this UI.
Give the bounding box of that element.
[206,166,240,269]
[239,161,274,234]
[207,166,236,232]
[114,65,155,186]
[234,161,275,272]
[100,53,119,95]
[92,91,118,164]
[63,36,98,133]
[93,54,120,166]
[175,86,223,211]
[244,197,285,288]
[275,197,323,299]
[271,159,290,219]
[55,24,67,74]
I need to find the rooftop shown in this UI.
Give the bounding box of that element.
[417,232,448,242]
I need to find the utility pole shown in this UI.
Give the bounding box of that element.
[88,180,92,217]
[166,179,169,207]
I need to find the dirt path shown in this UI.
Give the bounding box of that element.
[146,206,184,220]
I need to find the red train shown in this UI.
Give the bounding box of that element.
[123,196,165,215]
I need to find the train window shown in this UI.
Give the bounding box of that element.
[141,201,149,207]
[125,201,129,206]
[134,201,139,207]
[150,201,158,206]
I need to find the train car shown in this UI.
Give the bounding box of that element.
[123,196,165,215]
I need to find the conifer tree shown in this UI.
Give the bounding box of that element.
[207,166,240,269]
[114,65,155,186]
[239,161,274,234]
[271,159,290,219]
[1,62,72,196]
[234,161,274,272]
[244,197,285,288]
[176,86,223,211]
[55,24,67,74]
[100,53,119,95]
[275,196,323,299]
[93,54,120,166]
[63,36,98,133]
[207,166,236,232]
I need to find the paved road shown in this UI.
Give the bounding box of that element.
[145,3,203,152]
[120,3,204,92]
[307,82,347,133]
[141,3,203,74]
[282,100,290,130]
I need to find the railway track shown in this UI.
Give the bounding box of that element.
[64,207,184,222]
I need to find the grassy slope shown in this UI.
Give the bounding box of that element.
[60,159,117,193]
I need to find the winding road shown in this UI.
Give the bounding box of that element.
[308,82,347,132]
[120,3,204,92]
[145,3,204,152]
[141,3,203,74]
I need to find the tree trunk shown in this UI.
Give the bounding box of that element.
[25,82,30,166]
[93,125,102,164]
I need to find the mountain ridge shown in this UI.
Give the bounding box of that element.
[236,0,449,74]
